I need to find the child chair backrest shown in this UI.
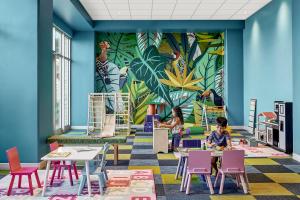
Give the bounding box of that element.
[221,150,245,172]
[188,150,211,173]
[50,141,59,151]
[183,139,201,148]
[99,143,110,169]
[6,147,22,172]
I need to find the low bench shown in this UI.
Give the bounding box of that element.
[48,135,127,165]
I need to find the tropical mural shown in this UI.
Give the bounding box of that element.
[95,32,224,124]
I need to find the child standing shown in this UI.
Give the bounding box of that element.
[159,106,184,151]
[207,117,232,174]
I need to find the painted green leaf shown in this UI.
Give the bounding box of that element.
[136,32,163,54]
[152,90,197,121]
[214,55,224,98]
[194,47,219,91]
[130,46,173,106]
[165,33,180,53]
[126,81,154,124]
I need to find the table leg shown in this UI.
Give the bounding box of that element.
[85,161,91,197]
[42,161,50,197]
[175,157,182,180]
[180,157,188,192]
[113,144,118,166]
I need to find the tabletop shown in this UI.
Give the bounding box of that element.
[177,147,224,157]
[41,146,102,161]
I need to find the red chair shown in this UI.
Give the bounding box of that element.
[49,142,78,186]
[6,147,41,196]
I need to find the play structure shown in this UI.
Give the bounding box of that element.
[87,93,130,136]
[201,105,227,131]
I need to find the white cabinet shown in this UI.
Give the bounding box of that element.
[153,128,169,154]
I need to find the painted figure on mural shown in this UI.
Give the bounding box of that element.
[200,89,224,106]
[96,41,120,92]
[96,41,110,84]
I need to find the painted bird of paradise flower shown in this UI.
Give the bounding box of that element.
[160,60,203,91]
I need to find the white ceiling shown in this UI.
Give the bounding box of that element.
[79,0,272,20]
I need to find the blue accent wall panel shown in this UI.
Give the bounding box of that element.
[243,0,293,125]
[293,0,300,155]
[93,20,244,32]
[0,0,39,162]
[71,32,95,126]
[37,0,53,161]
[225,30,244,125]
[53,14,73,37]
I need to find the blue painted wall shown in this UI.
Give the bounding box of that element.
[225,30,244,125]
[0,0,53,162]
[71,32,95,126]
[243,0,293,125]
[293,0,300,155]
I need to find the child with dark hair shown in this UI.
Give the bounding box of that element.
[207,117,232,174]
[159,106,184,151]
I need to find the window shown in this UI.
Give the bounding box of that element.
[52,26,71,133]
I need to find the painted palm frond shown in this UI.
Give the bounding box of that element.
[160,61,203,91]
[126,81,153,124]
[209,47,224,56]
[130,45,173,106]
[136,32,162,54]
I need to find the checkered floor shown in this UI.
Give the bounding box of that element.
[1,130,300,200]
[105,130,300,200]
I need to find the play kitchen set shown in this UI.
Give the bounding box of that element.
[256,101,293,154]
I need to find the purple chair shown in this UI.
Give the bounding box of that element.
[183,139,201,148]
[185,150,214,194]
[144,115,154,132]
[214,150,248,194]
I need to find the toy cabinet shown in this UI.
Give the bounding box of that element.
[256,101,293,154]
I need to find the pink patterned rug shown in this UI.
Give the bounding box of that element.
[0,169,156,200]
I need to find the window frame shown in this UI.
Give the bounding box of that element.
[52,25,71,134]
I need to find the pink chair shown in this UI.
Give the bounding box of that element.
[49,142,78,186]
[214,150,248,194]
[185,150,214,194]
[6,147,41,196]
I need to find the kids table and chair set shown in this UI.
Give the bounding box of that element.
[175,144,249,195]
[5,142,110,197]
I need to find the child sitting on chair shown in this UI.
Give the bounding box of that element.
[207,117,232,175]
[159,106,184,151]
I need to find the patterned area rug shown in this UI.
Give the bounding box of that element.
[0,169,156,200]
[232,143,289,158]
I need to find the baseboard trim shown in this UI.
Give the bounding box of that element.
[0,163,40,170]
[293,153,300,162]
[71,126,87,130]
[231,126,247,130]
